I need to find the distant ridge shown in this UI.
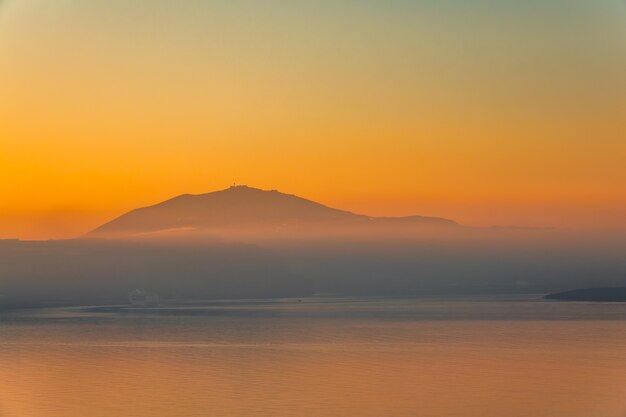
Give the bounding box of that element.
[87,185,457,238]
[545,287,626,302]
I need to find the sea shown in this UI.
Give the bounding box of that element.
[1,296,625,417]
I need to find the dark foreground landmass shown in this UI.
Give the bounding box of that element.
[545,287,626,302]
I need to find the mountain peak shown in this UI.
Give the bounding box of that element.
[173,185,279,200]
[87,186,457,238]
[225,184,255,192]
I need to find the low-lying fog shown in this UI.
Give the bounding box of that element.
[1,226,624,308]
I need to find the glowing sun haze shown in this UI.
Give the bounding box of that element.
[1,0,625,239]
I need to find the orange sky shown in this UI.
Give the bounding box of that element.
[1,0,625,239]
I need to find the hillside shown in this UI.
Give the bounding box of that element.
[87,185,457,238]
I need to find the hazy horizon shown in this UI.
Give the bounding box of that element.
[3,184,626,241]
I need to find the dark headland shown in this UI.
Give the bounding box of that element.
[545,287,626,302]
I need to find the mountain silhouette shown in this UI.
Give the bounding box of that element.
[87,185,456,238]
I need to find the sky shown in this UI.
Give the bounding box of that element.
[1,0,625,239]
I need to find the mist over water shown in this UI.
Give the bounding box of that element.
[1,224,625,308]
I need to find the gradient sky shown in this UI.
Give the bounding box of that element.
[1,0,625,239]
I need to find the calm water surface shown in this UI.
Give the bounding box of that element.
[1,297,625,417]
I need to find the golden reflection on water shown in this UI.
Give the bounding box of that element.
[1,305,626,417]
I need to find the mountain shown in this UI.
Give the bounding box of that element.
[87,185,457,238]
[545,287,626,302]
